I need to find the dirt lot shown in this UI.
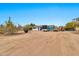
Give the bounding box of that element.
[0,31,79,56]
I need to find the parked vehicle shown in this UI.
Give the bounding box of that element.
[53,28,59,32]
[41,25,48,32]
[47,25,55,31]
[58,26,65,31]
[41,25,56,32]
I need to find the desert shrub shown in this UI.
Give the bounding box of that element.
[23,25,29,33]
[0,28,4,34]
[23,24,33,33]
[28,25,32,30]
[23,28,28,33]
[0,24,4,34]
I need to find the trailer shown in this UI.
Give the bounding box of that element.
[41,25,56,32]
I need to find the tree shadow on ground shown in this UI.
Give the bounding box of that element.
[4,32,26,36]
[72,31,79,34]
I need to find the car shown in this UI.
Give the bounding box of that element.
[42,29,48,32]
[53,28,58,32]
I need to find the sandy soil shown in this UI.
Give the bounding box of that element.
[0,31,79,56]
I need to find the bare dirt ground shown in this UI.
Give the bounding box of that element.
[0,31,79,56]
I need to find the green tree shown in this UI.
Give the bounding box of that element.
[75,17,79,21]
[30,23,35,27]
[72,17,79,27]
[5,17,16,34]
[65,22,76,30]
[72,17,79,21]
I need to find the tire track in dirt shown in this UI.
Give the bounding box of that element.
[0,31,79,55]
[60,32,79,56]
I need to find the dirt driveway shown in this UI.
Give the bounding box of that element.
[0,31,79,56]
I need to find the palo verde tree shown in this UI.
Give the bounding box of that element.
[5,17,17,34]
[64,17,79,31]
[64,21,76,31]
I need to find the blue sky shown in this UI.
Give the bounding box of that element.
[0,3,79,26]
